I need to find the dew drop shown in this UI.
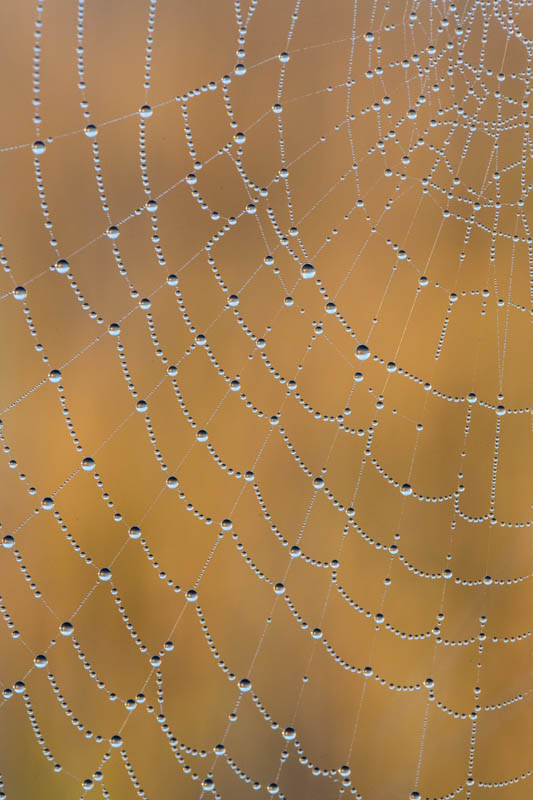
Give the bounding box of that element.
[300,263,315,279]
[339,765,351,777]
[55,258,69,274]
[13,286,27,301]
[59,621,73,636]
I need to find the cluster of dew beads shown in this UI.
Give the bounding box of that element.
[0,1,532,799]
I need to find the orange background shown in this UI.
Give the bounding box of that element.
[0,1,532,799]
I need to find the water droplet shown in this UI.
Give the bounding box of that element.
[59,621,73,636]
[55,258,69,274]
[301,263,315,279]
[339,765,351,777]
[32,140,46,155]
[355,344,370,360]
[13,286,27,301]
[81,457,95,471]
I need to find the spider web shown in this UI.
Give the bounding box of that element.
[0,0,532,798]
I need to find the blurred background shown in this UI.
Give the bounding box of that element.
[0,0,532,798]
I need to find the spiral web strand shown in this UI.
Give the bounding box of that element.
[0,0,532,798]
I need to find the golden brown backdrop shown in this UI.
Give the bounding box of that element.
[0,1,532,799]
